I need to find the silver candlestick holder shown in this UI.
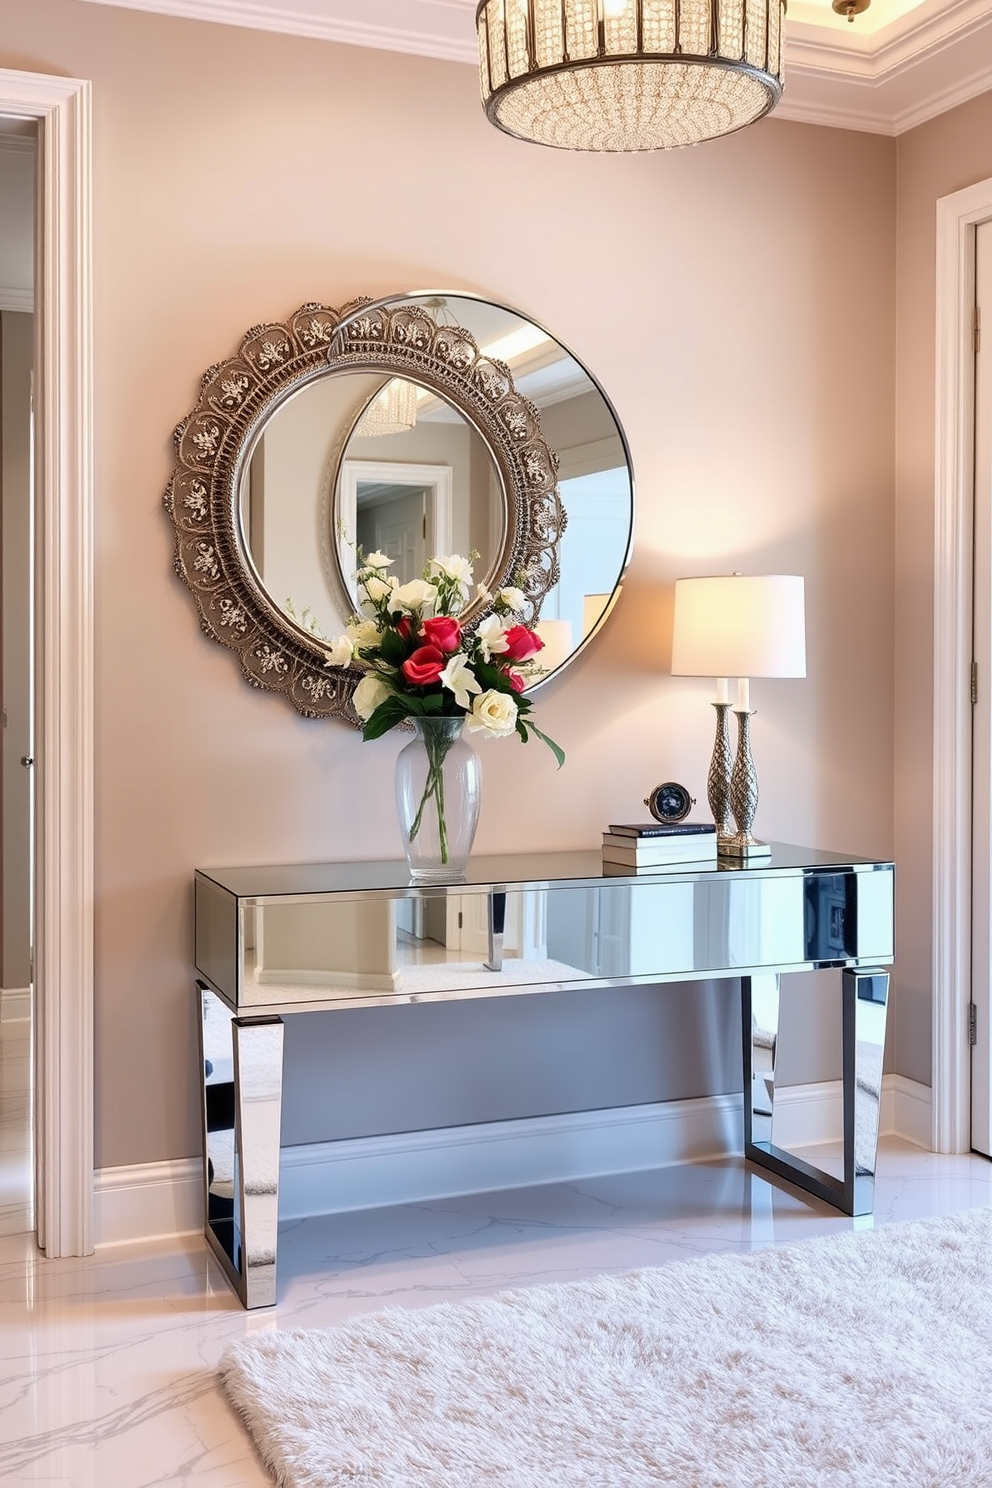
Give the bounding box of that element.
[708,701,734,845]
[721,707,772,859]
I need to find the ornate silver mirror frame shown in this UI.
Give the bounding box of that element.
[164,297,570,720]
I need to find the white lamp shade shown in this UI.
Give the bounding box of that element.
[533,619,574,674]
[671,575,806,679]
[582,593,611,638]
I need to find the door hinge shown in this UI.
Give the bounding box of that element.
[457,911,463,929]
[969,1001,978,1046]
[972,660,979,705]
[976,305,982,354]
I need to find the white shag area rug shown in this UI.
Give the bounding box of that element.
[221,1206,992,1488]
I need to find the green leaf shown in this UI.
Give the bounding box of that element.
[473,660,506,691]
[361,696,412,741]
[525,721,566,769]
[378,627,409,666]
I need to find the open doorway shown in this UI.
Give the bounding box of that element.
[0,120,35,1237]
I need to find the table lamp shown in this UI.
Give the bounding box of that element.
[532,619,574,678]
[671,574,806,857]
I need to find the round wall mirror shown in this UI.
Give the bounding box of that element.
[165,291,634,720]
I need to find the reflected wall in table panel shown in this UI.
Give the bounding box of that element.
[207,869,894,1010]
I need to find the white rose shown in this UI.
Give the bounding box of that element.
[496,585,527,614]
[430,554,474,584]
[360,574,396,607]
[352,674,392,721]
[466,688,518,737]
[323,635,354,668]
[475,614,509,661]
[362,550,393,571]
[346,617,381,650]
[439,653,482,711]
[392,579,438,614]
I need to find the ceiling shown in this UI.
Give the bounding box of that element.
[76,0,992,134]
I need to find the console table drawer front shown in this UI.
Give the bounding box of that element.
[195,862,894,1011]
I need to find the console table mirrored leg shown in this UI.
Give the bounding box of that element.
[743,968,889,1218]
[197,982,284,1308]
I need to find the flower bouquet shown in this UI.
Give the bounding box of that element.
[324,551,564,876]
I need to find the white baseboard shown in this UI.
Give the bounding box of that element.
[884,1073,934,1149]
[93,1074,935,1248]
[0,986,31,1023]
[94,1158,203,1247]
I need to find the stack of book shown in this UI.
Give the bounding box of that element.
[601,821,718,872]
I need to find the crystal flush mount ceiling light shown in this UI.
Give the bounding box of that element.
[354,378,419,439]
[476,0,788,152]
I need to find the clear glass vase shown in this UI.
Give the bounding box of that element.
[395,716,481,882]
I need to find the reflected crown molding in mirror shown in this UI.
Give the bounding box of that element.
[164,293,633,722]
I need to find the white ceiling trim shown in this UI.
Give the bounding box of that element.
[788,0,992,82]
[773,59,992,135]
[74,0,992,134]
[889,58,992,132]
[75,0,480,63]
[0,287,33,312]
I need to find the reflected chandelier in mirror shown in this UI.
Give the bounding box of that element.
[164,293,633,721]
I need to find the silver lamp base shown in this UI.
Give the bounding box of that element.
[719,707,772,859]
[718,831,773,859]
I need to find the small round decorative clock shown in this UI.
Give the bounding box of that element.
[644,781,695,824]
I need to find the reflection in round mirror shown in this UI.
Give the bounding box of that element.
[334,378,507,616]
[238,371,507,641]
[340,294,634,691]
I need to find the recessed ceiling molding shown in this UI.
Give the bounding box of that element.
[73,0,992,135]
[788,0,992,81]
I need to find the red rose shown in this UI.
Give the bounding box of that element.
[401,645,446,686]
[503,624,544,662]
[396,616,412,642]
[420,615,462,654]
[508,670,526,693]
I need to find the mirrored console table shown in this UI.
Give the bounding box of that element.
[194,845,894,1308]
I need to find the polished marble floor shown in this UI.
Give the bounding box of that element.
[0,1137,990,1485]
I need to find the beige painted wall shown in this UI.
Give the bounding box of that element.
[0,0,896,1167]
[894,92,992,1088]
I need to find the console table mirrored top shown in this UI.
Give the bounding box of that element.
[193,845,894,1306]
[195,845,893,1019]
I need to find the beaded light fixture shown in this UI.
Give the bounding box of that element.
[354,378,418,439]
[476,0,787,152]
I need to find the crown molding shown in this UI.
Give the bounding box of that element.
[73,0,992,134]
[73,0,480,63]
[0,287,34,312]
[787,0,992,82]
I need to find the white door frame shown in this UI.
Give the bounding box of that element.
[933,176,992,1154]
[0,70,94,1253]
[338,460,454,561]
